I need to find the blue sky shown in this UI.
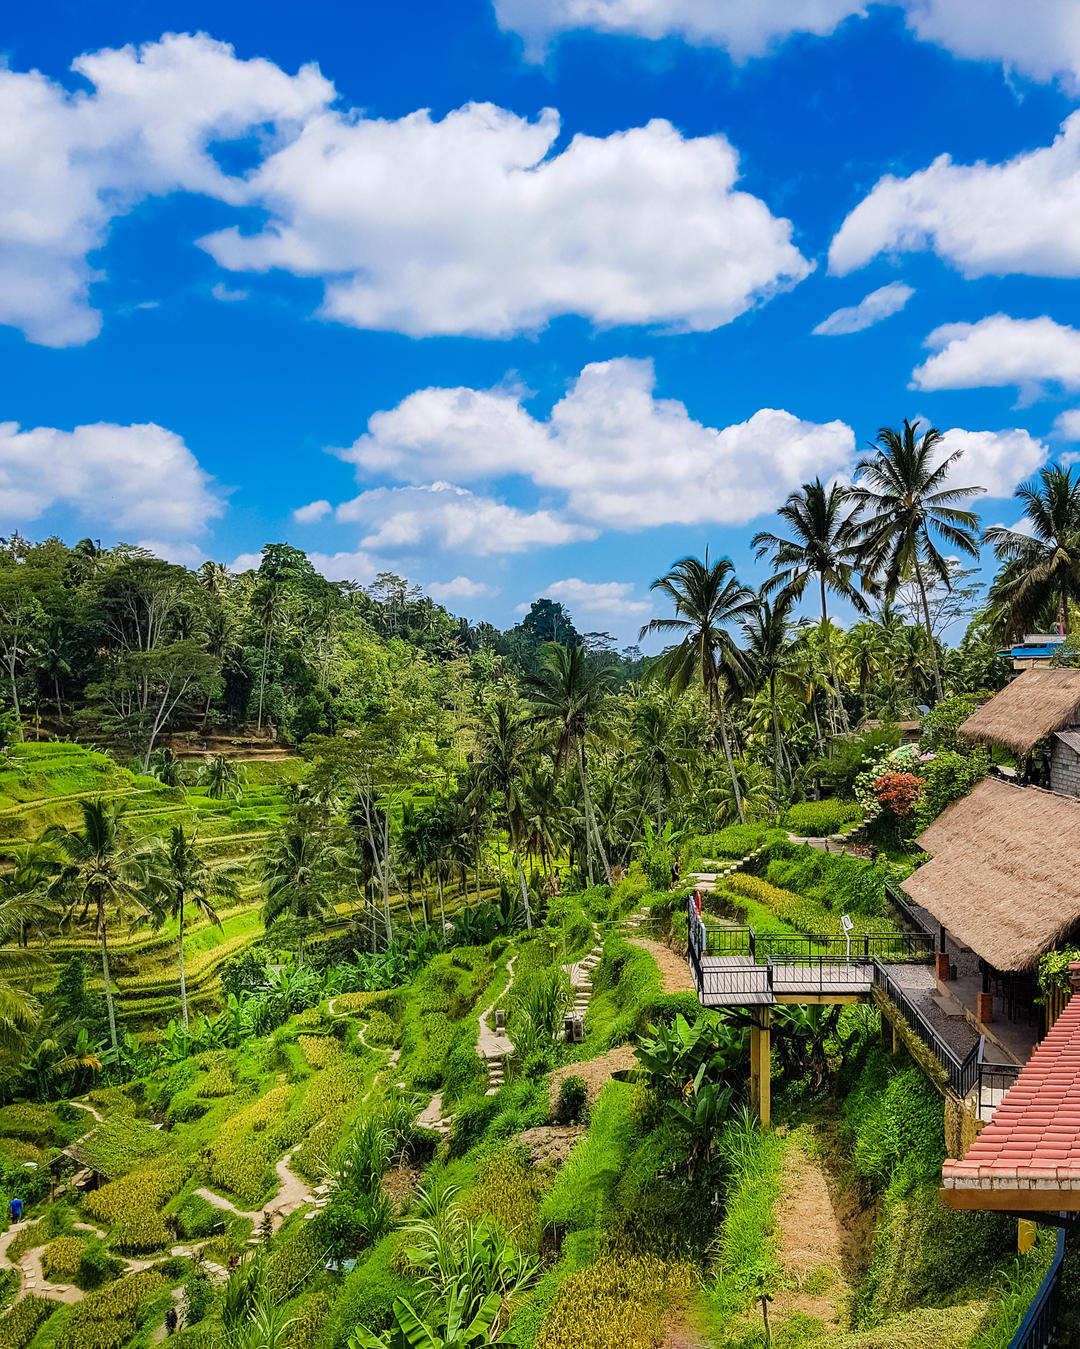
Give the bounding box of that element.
[5,1,1080,643]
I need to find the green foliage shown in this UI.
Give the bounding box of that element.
[40,1235,85,1282]
[1037,945,1080,999]
[84,1161,188,1251]
[460,1148,545,1242]
[764,847,888,920]
[919,696,978,755]
[911,748,990,833]
[709,1114,785,1317]
[328,1234,412,1346]
[77,1114,170,1178]
[695,825,787,860]
[540,1083,638,1233]
[0,1294,55,1349]
[842,1047,945,1191]
[782,798,862,837]
[53,1269,162,1349]
[554,1076,588,1126]
[807,725,901,796]
[533,1251,694,1349]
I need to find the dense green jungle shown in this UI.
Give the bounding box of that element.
[0,446,1077,1348]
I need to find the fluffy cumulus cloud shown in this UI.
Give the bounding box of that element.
[426,576,497,601]
[6,34,810,345]
[0,33,330,346]
[0,421,225,538]
[335,483,595,555]
[830,112,1080,280]
[911,315,1080,398]
[812,282,913,336]
[202,108,811,337]
[937,428,1049,499]
[496,0,1080,87]
[293,499,332,524]
[538,578,652,616]
[337,357,856,531]
[1053,409,1080,440]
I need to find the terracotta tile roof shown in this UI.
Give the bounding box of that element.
[943,991,1080,1202]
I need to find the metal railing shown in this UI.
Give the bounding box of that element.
[977,1040,1022,1119]
[1008,1227,1065,1349]
[885,881,938,946]
[872,960,981,1098]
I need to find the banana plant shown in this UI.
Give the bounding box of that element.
[348,1287,515,1349]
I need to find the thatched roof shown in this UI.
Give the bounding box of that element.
[958,667,1080,757]
[901,777,1080,971]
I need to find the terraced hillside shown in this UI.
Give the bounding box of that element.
[0,741,306,1030]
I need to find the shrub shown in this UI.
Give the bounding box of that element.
[54,1269,162,1349]
[541,1083,638,1233]
[77,1236,122,1288]
[363,1011,398,1048]
[912,749,990,833]
[460,1148,545,1242]
[327,1234,412,1346]
[919,695,978,755]
[84,1162,188,1251]
[176,1192,218,1240]
[40,1236,85,1282]
[0,1294,55,1348]
[782,799,862,837]
[554,1076,588,1126]
[534,1252,694,1349]
[299,1034,341,1069]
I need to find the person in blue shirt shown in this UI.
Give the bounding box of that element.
[9,1198,22,1223]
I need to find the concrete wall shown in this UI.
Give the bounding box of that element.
[1051,738,1080,797]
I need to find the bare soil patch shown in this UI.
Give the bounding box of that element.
[548,1044,636,1109]
[514,1125,587,1166]
[627,937,696,995]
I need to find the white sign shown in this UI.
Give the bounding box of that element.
[840,914,854,933]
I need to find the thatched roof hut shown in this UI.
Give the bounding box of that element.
[901,777,1080,971]
[958,667,1080,757]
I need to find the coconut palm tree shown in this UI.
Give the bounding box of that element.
[627,699,691,833]
[523,644,616,884]
[639,553,754,824]
[984,466,1080,640]
[258,820,335,934]
[845,420,982,702]
[148,746,185,787]
[197,753,245,802]
[742,592,798,784]
[251,581,288,734]
[154,825,239,1028]
[752,479,867,731]
[45,799,158,1052]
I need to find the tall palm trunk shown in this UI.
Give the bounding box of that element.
[97,898,118,1054]
[709,671,745,826]
[912,556,944,703]
[436,868,447,938]
[819,575,849,732]
[256,624,271,732]
[576,744,613,885]
[515,853,533,929]
[177,890,190,1030]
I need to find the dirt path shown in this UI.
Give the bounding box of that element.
[548,1044,636,1109]
[195,1150,312,1234]
[770,1146,854,1329]
[626,937,696,995]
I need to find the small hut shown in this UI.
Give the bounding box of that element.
[901,777,1080,1037]
[958,666,1080,794]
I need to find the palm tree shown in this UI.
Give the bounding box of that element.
[984,466,1080,639]
[523,644,616,884]
[46,800,158,1052]
[627,699,691,833]
[251,582,287,734]
[639,553,754,824]
[845,420,982,703]
[197,753,245,801]
[258,820,334,932]
[752,479,867,731]
[742,592,798,783]
[154,825,239,1028]
[148,746,185,787]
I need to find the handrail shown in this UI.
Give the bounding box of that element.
[1008,1227,1065,1349]
[885,881,935,941]
[872,960,981,1097]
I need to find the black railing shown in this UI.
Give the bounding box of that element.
[1008,1227,1065,1349]
[758,930,935,964]
[977,1040,1022,1119]
[872,960,981,1098]
[885,882,936,942]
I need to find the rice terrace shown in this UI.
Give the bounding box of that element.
[4,3,1080,1348]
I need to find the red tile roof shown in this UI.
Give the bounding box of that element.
[943,990,1080,1204]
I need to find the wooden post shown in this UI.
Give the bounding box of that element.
[1018,1219,1037,1255]
[891,1018,900,1055]
[759,1008,772,1130]
[749,1020,761,1111]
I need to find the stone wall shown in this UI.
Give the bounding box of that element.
[1051,737,1080,797]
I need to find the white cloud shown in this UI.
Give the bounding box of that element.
[293,499,332,524]
[305,550,381,585]
[937,427,1048,499]
[541,577,652,616]
[426,576,497,601]
[135,539,208,565]
[0,33,330,346]
[494,0,866,61]
[335,483,595,555]
[830,112,1080,280]
[1060,451,1080,467]
[812,282,913,336]
[1052,409,1080,440]
[337,357,855,530]
[496,0,1080,88]
[230,552,263,573]
[0,421,226,537]
[211,282,249,303]
[911,315,1080,398]
[203,107,811,337]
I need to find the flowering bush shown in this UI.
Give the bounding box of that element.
[872,772,923,819]
[854,745,928,821]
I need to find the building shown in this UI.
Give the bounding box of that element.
[958,666,1080,795]
[998,632,1067,671]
